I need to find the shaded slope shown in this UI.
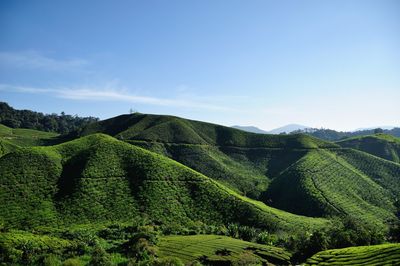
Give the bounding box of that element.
[337,133,400,163]
[264,149,396,227]
[305,243,400,266]
[0,134,326,232]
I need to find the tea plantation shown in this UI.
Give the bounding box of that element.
[1,112,400,265]
[305,243,400,265]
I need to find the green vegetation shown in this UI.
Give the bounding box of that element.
[0,123,59,146]
[0,133,326,232]
[1,104,400,265]
[337,133,400,163]
[292,127,400,141]
[265,149,396,228]
[305,243,400,265]
[158,235,291,265]
[0,102,98,134]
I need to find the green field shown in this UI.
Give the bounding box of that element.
[305,243,400,265]
[158,235,291,265]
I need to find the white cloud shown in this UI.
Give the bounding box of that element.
[0,83,233,111]
[0,51,88,71]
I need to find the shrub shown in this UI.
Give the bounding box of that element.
[88,246,112,266]
[43,254,62,266]
[62,258,82,266]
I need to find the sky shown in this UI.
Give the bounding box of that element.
[0,0,399,131]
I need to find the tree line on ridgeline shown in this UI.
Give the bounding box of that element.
[0,102,99,135]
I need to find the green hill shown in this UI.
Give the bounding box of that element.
[0,123,59,147]
[337,133,400,163]
[263,149,396,228]
[73,114,400,228]
[305,243,400,265]
[75,113,336,198]
[0,133,326,232]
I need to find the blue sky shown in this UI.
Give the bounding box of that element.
[0,0,399,131]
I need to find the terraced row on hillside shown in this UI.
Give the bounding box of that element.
[158,235,291,265]
[0,133,326,232]
[306,243,400,265]
[264,149,396,227]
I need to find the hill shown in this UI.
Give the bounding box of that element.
[0,133,326,232]
[337,134,400,163]
[263,149,396,228]
[72,113,400,228]
[305,243,400,265]
[74,113,336,198]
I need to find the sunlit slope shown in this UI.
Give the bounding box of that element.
[0,123,59,147]
[76,113,336,197]
[337,134,400,163]
[265,149,396,227]
[305,243,400,266]
[0,133,326,231]
[79,113,336,148]
[158,235,291,265]
[0,139,20,157]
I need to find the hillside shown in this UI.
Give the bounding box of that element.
[0,133,326,232]
[71,113,400,228]
[75,113,336,198]
[337,133,400,163]
[158,235,292,265]
[0,123,59,147]
[306,243,400,265]
[263,149,396,227]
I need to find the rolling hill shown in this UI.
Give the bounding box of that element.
[0,133,326,232]
[2,110,400,265]
[70,113,400,229]
[337,133,400,163]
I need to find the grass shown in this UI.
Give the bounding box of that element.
[0,123,59,147]
[305,243,400,265]
[158,234,292,265]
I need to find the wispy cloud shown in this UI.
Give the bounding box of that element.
[0,83,233,111]
[0,51,88,71]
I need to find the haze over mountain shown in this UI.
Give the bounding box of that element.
[231,125,268,134]
[268,124,310,134]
